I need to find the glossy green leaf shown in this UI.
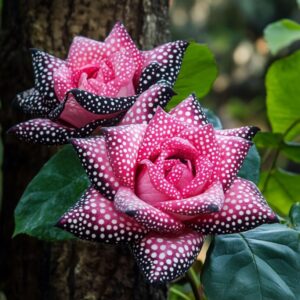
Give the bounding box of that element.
[14,145,89,241]
[264,19,300,55]
[238,145,260,185]
[259,169,300,216]
[266,50,300,140]
[167,42,218,109]
[202,224,300,300]
[168,286,193,300]
[282,142,300,163]
[289,202,300,230]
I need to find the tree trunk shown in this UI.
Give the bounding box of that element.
[0,1,170,299]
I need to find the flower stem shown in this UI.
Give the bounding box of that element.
[186,268,201,300]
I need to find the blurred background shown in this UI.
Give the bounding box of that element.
[170,0,299,130]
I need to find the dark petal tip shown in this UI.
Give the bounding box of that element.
[125,210,137,217]
[207,204,219,213]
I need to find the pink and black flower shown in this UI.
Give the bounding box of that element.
[9,22,188,144]
[57,95,278,283]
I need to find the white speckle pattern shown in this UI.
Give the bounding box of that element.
[58,94,278,284]
[11,22,188,145]
[188,178,277,234]
[57,186,147,243]
[115,187,184,233]
[216,126,260,141]
[131,231,203,283]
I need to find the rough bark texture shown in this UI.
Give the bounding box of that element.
[0,1,170,299]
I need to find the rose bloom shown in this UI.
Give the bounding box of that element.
[9,22,187,144]
[57,94,278,283]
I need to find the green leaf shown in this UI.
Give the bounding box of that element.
[266,50,300,140]
[238,145,261,185]
[167,42,218,109]
[202,224,300,300]
[204,108,222,130]
[14,145,89,241]
[289,202,300,230]
[264,19,300,55]
[168,286,193,300]
[282,141,300,163]
[259,169,300,216]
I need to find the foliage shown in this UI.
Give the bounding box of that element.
[14,145,89,240]
[202,223,300,300]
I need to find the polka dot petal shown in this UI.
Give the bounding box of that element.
[214,135,252,191]
[156,181,224,216]
[188,178,278,234]
[7,118,103,145]
[169,94,209,126]
[131,230,204,284]
[141,40,189,90]
[57,186,147,244]
[102,124,147,188]
[114,187,184,233]
[216,126,260,141]
[120,82,175,125]
[71,137,119,200]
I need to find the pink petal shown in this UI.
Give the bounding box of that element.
[188,178,278,234]
[57,186,147,244]
[105,22,143,76]
[181,156,213,197]
[216,126,260,141]
[170,94,209,126]
[53,64,74,101]
[54,94,124,129]
[71,137,119,200]
[120,82,175,125]
[156,181,224,216]
[67,36,106,74]
[7,118,101,145]
[139,159,181,200]
[214,135,252,191]
[137,107,188,162]
[131,230,203,283]
[114,187,184,233]
[67,88,137,115]
[142,40,189,88]
[102,124,146,188]
[14,88,56,117]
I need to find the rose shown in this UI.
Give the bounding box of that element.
[8,22,188,144]
[57,95,278,283]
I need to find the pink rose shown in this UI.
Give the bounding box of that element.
[9,22,187,144]
[57,95,278,283]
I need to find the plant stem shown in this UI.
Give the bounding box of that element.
[186,268,201,300]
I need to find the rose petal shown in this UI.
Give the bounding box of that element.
[67,88,137,115]
[71,137,119,200]
[137,107,188,162]
[216,126,260,141]
[136,62,165,94]
[57,186,147,244]
[131,230,203,283]
[14,88,55,117]
[140,159,182,201]
[120,82,175,125]
[67,36,105,75]
[170,94,209,127]
[157,181,224,216]
[105,22,143,76]
[142,40,189,87]
[53,63,74,101]
[188,178,278,234]
[214,135,252,191]
[7,118,102,145]
[114,187,184,233]
[102,124,146,188]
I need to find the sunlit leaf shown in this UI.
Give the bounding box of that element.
[259,169,300,216]
[266,50,300,139]
[202,224,300,300]
[264,19,300,54]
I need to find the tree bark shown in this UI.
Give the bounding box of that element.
[0,1,170,299]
